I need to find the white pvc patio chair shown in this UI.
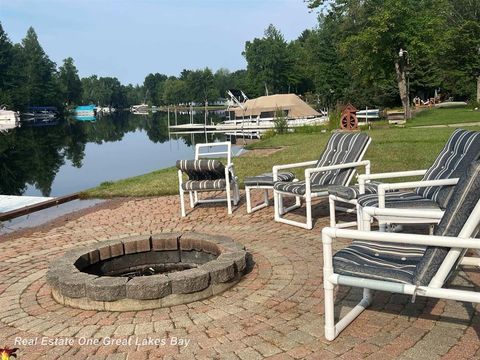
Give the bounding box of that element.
[273,132,371,229]
[328,128,480,231]
[322,160,480,340]
[176,142,240,217]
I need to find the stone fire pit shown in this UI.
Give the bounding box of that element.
[46,232,248,311]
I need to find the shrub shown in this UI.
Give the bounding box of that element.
[261,129,276,139]
[327,105,342,131]
[274,108,288,134]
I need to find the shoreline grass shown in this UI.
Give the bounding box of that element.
[82,127,458,198]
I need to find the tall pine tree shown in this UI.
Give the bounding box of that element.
[0,22,16,107]
[58,57,82,106]
[17,27,59,108]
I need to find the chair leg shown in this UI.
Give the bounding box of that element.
[278,192,285,215]
[362,210,371,231]
[329,196,336,228]
[246,186,252,213]
[306,194,313,230]
[226,182,232,215]
[189,192,195,208]
[179,190,186,217]
[274,191,281,220]
[234,183,240,205]
[263,189,269,206]
[178,170,186,217]
[356,203,363,230]
[324,284,373,341]
[324,277,336,341]
[274,192,313,229]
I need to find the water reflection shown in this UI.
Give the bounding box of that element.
[0,111,225,197]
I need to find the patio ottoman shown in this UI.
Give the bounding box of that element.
[244,172,295,213]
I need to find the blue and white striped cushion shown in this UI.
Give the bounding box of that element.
[273,182,334,195]
[357,191,441,209]
[333,240,426,284]
[416,129,480,208]
[327,181,382,200]
[413,161,480,286]
[176,159,225,181]
[244,172,295,187]
[335,161,480,286]
[310,132,370,186]
[182,179,228,191]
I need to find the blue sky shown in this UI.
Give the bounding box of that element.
[1,0,319,85]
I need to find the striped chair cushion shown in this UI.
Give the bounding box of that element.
[310,132,370,186]
[333,241,426,284]
[327,181,382,200]
[182,179,228,191]
[273,181,335,196]
[244,172,295,187]
[176,159,226,181]
[357,191,441,209]
[416,129,480,208]
[334,162,480,286]
[413,160,480,286]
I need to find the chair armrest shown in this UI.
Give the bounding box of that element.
[305,160,370,177]
[358,169,427,183]
[272,160,317,180]
[304,160,370,191]
[362,206,444,220]
[377,178,459,207]
[322,227,480,249]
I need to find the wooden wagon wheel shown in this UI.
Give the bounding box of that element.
[340,113,350,130]
[340,103,359,130]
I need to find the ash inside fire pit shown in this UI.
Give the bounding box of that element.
[47,232,248,311]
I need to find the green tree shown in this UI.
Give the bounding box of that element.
[243,24,295,96]
[184,68,217,103]
[437,0,480,101]
[17,27,59,107]
[143,73,167,105]
[81,76,127,107]
[162,77,187,105]
[214,68,233,98]
[58,57,82,105]
[0,22,16,107]
[306,0,447,113]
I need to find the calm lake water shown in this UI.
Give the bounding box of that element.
[0,111,231,197]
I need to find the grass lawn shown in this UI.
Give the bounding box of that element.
[82,127,458,198]
[406,107,480,127]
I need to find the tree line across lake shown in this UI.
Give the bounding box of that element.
[0,0,478,112]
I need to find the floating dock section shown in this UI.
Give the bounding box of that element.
[0,193,79,221]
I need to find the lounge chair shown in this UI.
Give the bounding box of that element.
[176,142,239,217]
[328,128,480,231]
[322,160,480,340]
[272,132,371,229]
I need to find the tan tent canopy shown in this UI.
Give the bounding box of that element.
[233,94,320,118]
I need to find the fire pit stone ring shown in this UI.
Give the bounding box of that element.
[47,232,248,311]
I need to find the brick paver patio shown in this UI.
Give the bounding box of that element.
[1,193,480,359]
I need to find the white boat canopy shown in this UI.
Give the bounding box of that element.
[232,94,320,119]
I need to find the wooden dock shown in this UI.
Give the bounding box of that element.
[168,117,328,135]
[0,193,80,221]
[0,195,53,213]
